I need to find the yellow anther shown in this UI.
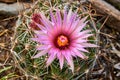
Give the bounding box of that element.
[57,35,69,47]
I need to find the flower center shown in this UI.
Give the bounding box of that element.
[57,35,69,47]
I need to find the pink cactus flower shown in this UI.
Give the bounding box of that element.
[29,21,40,30]
[29,13,44,30]
[31,9,97,72]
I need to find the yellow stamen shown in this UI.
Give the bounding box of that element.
[57,35,69,47]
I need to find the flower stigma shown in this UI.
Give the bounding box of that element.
[57,35,69,47]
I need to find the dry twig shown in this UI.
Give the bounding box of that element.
[88,0,120,20]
